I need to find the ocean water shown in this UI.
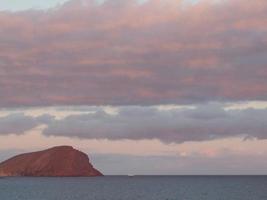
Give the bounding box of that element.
[0,176,267,200]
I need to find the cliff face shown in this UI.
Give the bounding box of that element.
[0,146,103,177]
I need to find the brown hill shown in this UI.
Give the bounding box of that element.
[0,146,103,177]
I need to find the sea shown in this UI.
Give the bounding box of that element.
[0,176,267,200]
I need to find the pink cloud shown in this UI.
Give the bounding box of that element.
[0,0,267,107]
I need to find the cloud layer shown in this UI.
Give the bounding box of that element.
[0,113,52,135]
[1,105,266,143]
[0,0,267,107]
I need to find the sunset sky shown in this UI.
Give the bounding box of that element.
[0,0,267,175]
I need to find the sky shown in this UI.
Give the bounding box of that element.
[0,0,267,175]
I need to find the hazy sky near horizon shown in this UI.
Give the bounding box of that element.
[0,0,267,175]
[0,0,193,11]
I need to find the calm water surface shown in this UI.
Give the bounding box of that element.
[0,176,267,200]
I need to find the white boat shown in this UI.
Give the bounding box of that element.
[128,174,135,177]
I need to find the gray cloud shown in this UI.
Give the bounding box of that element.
[0,113,53,135]
[0,113,34,135]
[0,105,266,143]
[42,104,267,143]
[0,104,267,143]
[0,0,267,107]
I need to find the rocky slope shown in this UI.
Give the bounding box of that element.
[0,146,103,177]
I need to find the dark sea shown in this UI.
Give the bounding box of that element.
[0,176,267,200]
